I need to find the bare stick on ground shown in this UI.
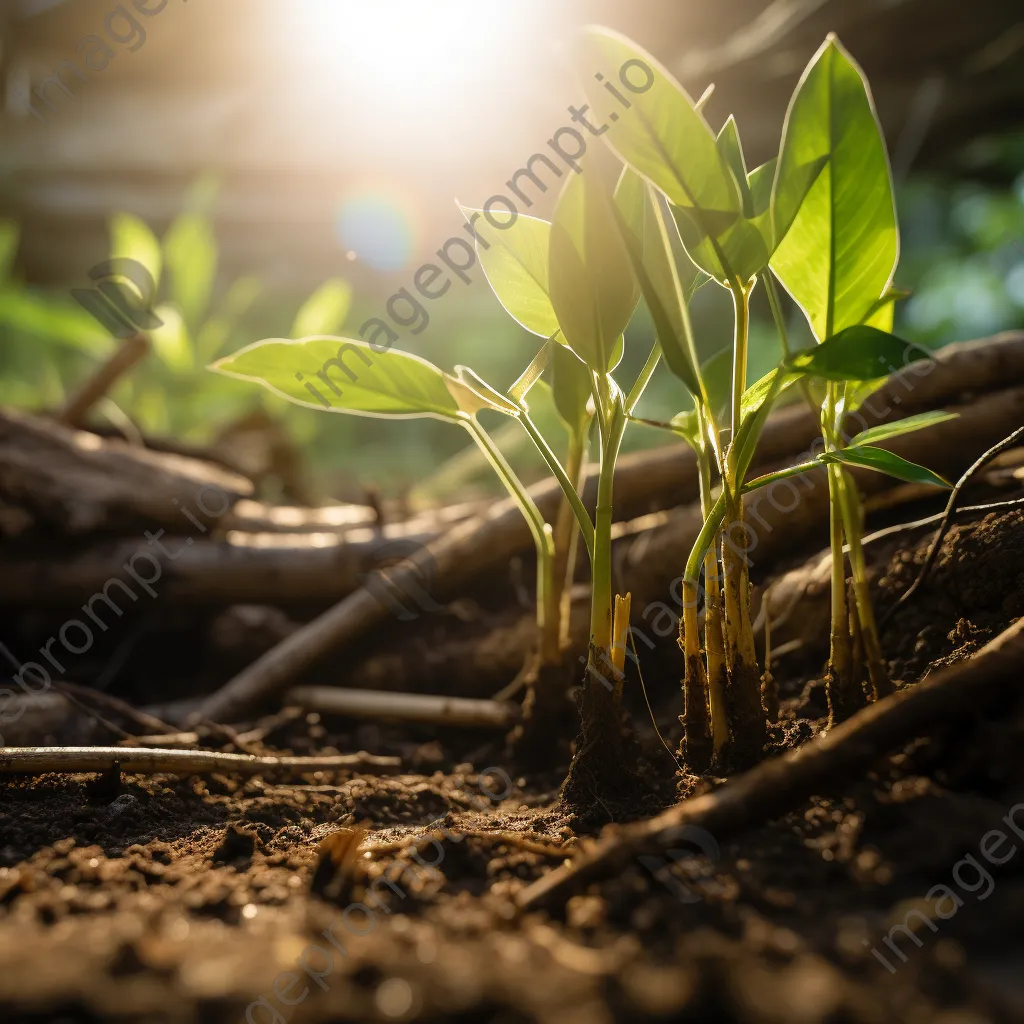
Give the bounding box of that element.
[287,687,519,729]
[0,746,401,776]
[516,615,1024,911]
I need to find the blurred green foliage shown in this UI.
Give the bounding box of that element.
[896,167,1024,344]
[3,148,1021,502]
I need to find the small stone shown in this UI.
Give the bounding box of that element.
[108,794,139,816]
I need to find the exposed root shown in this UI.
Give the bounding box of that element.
[560,648,645,826]
[680,654,712,775]
[719,658,768,772]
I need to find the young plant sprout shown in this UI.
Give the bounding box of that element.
[573,27,954,768]
[210,26,956,795]
[465,157,664,795]
[766,35,956,720]
[209,337,565,735]
[460,203,597,719]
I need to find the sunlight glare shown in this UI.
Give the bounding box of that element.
[289,0,513,111]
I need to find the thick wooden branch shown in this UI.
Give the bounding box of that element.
[0,407,252,539]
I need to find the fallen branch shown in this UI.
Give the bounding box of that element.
[0,523,442,607]
[287,686,519,729]
[516,615,1024,911]
[0,406,251,540]
[0,746,401,776]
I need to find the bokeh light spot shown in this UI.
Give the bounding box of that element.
[336,194,414,272]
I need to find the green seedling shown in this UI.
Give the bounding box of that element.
[767,36,954,721]
[209,335,566,719]
[466,156,662,788]
[209,26,957,795]
[574,27,954,766]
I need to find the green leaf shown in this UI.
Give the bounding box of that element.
[508,339,552,403]
[613,167,706,397]
[787,325,930,381]
[668,409,701,450]
[770,36,898,341]
[770,154,830,251]
[672,202,771,285]
[575,28,742,239]
[163,212,217,326]
[451,365,520,416]
[0,288,114,356]
[742,458,820,493]
[668,112,770,284]
[821,445,951,488]
[847,409,958,448]
[110,212,162,290]
[290,279,352,338]
[717,116,753,215]
[747,160,776,220]
[462,207,560,338]
[734,364,800,482]
[150,303,193,371]
[0,221,20,285]
[548,162,638,373]
[549,340,592,430]
[210,336,464,421]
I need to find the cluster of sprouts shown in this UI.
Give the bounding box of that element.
[212,29,952,779]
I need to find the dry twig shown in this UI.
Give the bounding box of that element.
[0,746,400,776]
[287,686,519,729]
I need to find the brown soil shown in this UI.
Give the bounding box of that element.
[1,509,1023,1023]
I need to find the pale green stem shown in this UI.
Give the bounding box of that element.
[551,422,588,656]
[464,417,555,642]
[724,280,757,669]
[728,279,750,479]
[589,395,625,661]
[697,407,729,753]
[518,410,595,564]
[625,341,662,415]
[836,467,890,698]
[823,383,852,681]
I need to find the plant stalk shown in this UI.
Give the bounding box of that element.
[696,409,728,755]
[718,279,765,767]
[518,410,595,564]
[551,423,588,656]
[465,418,556,648]
[723,281,758,672]
[836,469,892,700]
[821,384,862,723]
[679,580,712,772]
